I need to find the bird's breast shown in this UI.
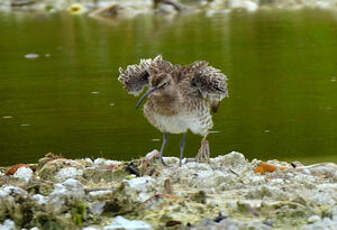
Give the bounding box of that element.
[145,93,180,116]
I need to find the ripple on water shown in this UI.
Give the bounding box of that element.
[24,53,39,59]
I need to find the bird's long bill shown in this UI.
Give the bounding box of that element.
[136,87,158,109]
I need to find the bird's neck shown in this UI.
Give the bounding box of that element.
[150,91,177,104]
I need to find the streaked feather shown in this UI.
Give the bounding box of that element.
[117,58,152,96]
[185,61,228,112]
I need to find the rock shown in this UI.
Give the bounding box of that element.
[89,190,113,200]
[211,151,247,167]
[0,152,336,229]
[32,194,47,205]
[194,217,272,229]
[82,226,101,230]
[304,217,337,230]
[55,167,83,182]
[90,0,153,20]
[47,178,84,213]
[228,0,258,12]
[30,227,39,230]
[88,202,106,215]
[123,176,154,202]
[0,185,28,199]
[13,167,33,183]
[38,158,85,182]
[89,3,121,19]
[307,215,321,223]
[0,186,30,227]
[123,176,154,193]
[103,216,151,230]
[5,164,31,175]
[94,158,122,166]
[0,219,16,230]
[83,158,93,164]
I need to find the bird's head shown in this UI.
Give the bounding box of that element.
[136,73,173,109]
[150,73,173,93]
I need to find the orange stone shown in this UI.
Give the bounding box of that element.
[254,162,287,174]
[5,164,31,175]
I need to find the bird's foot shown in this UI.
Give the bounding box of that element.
[195,137,210,163]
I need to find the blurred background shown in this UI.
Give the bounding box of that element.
[0,0,336,166]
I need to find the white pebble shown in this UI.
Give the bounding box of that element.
[30,227,40,230]
[123,176,154,193]
[103,216,151,230]
[0,219,16,230]
[82,226,101,230]
[83,158,93,164]
[0,186,28,199]
[13,167,33,183]
[229,0,258,12]
[32,194,47,205]
[94,158,121,165]
[55,167,83,182]
[308,215,321,223]
[89,190,112,200]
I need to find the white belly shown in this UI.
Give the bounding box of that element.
[148,112,212,136]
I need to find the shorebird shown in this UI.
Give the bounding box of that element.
[118,55,228,166]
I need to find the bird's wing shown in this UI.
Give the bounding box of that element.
[118,55,174,96]
[188,61,229,112]
[118,58,152,96]
[146,55,175,80]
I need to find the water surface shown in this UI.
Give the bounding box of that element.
[0,10,336,165]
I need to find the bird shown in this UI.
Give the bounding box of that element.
[118,55,228,167]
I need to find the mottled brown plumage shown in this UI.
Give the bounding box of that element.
[118,55,228,166]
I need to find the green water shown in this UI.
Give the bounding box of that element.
[0,10,336,166]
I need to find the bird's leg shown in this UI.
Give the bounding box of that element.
[195,134,210,163]
[179,133,186,167]
[159,132,168,166]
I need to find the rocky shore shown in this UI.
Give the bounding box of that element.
[1,0,337,18]
[0,151,336,229]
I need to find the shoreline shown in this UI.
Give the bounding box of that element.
[1,0,337,19]
[1,151,336,229]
